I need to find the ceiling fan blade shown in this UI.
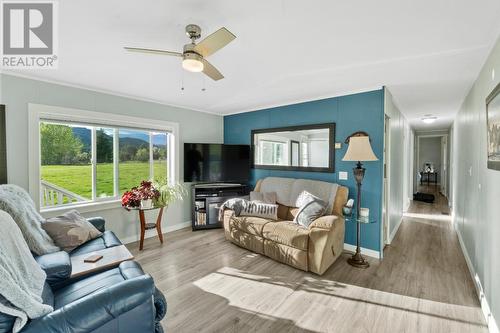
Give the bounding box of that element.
[202,59,224,81]
[124,47,182,57]
[194,27,236,57]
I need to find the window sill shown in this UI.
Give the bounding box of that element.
[40,199,123,218]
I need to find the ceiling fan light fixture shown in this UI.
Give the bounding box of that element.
[182,53,204,72]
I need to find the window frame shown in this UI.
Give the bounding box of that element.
[29,103,179,213]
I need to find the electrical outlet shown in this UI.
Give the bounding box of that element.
[339,171,348,180]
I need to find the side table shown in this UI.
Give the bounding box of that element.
[345,215,376,268]
[127,206,165,250]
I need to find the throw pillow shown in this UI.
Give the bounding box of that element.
[249,191,277,204]
[240,201,278,220]
[294,191,327,227]
[42,210,102,252]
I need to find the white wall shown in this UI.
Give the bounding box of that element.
[418,136,442,183]
[1,73,223,243]
[452,36,500,331]
[384,87,411,244]
[309,140,328,166]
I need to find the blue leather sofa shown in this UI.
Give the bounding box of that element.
[0,217,166,333]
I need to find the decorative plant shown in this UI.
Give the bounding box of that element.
[121,180,160,209]
[138,180,160,200]
[152,178,187,207]
[121,188,142,208]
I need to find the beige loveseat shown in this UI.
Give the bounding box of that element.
[223,177,348,275]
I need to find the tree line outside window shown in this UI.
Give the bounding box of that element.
[40,121,169,207]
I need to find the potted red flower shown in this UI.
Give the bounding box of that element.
[121,180,160,210]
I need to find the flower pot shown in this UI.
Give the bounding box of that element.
[141,199,153,209]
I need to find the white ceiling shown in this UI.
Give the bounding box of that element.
[6,0,500,130]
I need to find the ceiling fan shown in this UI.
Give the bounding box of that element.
[124,24,236,81]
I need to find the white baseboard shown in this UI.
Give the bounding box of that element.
[404,198,411,212]
[456,226,499,333]
[344,243,381,259]
[120,221,191,245]
[388,217,403,244]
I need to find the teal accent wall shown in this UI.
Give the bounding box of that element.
[224,90,384,252]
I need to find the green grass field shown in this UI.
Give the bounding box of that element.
[41,161,167,200]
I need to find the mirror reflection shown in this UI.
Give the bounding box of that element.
[253,125,333,170]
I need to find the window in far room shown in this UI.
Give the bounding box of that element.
[259,140,286,165]
[39,121,171,209]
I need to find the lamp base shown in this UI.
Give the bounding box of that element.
[347,252,370,269]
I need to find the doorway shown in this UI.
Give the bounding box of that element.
[415,133,449,198]
[383,115,390,245]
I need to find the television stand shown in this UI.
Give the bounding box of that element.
[194,183,243,188]
[191,183,248,231]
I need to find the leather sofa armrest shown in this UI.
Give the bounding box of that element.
[308,215,338,229]
[87,217,106,232]
[22,275,155,333]
[118,261,167,322]
[153,287,167,322]
[35,251,72,286]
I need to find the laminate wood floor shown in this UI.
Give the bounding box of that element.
[127,189,486,333]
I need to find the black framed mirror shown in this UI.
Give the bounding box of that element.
[251,123,335,172]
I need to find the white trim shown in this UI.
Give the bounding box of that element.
[343,243,381,259]
[223,86,383,116]
[113,129,119,196]
[120,221,191,245]
[2,71,219,116]
[149,132,154,178]
[29,103,180,211]
[91,127,97,201]
[1,72,381,117]
[456,226,499,333]
[41,199,122,218]
[388,217,403,244]
[382,99,391,249]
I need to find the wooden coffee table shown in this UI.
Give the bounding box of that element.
[70,245,134,278]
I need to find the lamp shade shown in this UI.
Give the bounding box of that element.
[342,136,378,162]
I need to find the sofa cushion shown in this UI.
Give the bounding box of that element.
[69,230,121,256]
[286,207,300,220]
[263,240,308,271]
[228,227,265,255]
[258,177,339,214]
[258,177,295,206]
[294,191,327,227]
[43,210,102,252]
[249,191,277,204]
[229,216,273,237]
[240,201,278,220]
[277,204,290,220]
[262,221,310,251]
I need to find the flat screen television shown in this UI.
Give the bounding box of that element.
[184,143,250,183]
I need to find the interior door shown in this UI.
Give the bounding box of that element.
[441,136,447,196]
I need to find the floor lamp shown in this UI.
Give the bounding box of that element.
[342,132,378,268]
